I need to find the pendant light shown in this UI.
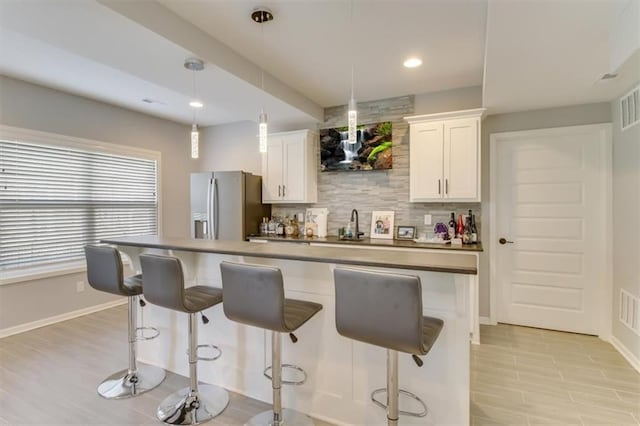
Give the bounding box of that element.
[184,57,204,159]
[347,0,357,144]
[251,7,274,153]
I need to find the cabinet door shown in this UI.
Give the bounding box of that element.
[262,137,284,202]
[410,122,444,201]
[282,133,305,201]
[443,118,478,200]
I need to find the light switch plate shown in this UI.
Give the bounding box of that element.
[424,214,432,225]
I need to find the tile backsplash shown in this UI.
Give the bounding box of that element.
[271,95,482,240]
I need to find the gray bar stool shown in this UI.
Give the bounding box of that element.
[333,267,444,426]
[220,261,322,426]
[84,245,165,399]
[140,254,229,425]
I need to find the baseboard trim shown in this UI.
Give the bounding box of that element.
[0,299,127,339]
[609,335,640,373]
[480,316,496,325]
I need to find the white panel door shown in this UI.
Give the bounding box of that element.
[409,122,443,201]
[283,134,305,202]
[494,125,610,334]
[262,137,283,202]
[444,118,478,200]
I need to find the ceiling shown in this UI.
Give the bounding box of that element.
[0,0,637,127]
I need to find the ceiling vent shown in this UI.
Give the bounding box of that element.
[620,85,640,131]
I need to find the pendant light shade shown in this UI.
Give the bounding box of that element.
[259,111,268,153]
[191,124,199,159]
[348,96,357,144]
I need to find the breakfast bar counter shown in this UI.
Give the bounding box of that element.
[103,235,474,425]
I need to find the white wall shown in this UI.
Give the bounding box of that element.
[611,85,640,361]
[0,76,197,331]
[480,103,612,318]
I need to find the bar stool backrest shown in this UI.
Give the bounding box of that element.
[220,261,286,332]
[85,245,125,296]
[334,267,424,355]
[139,254,188,313]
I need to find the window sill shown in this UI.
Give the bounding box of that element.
[0,260,131,286]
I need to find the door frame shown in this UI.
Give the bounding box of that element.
[489,123,613,339]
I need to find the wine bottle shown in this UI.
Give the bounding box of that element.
[464,215,472,244]
[456,214,464,238]
[471,214,478,243]
[448,213,456,240]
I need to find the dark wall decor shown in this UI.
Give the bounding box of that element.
[320,121,392,171]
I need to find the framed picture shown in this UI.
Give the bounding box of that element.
[320,121,393,172]
[396,225,416,240]
[370,211,394,239]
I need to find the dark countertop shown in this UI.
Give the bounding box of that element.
[247,235,483,252]
[102,235,478,275]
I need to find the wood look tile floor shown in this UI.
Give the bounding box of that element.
[472,324,640,425]
[1,306,638,425]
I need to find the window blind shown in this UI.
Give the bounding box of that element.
[0,139,158,269]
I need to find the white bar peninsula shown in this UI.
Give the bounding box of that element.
[103,236,476,425]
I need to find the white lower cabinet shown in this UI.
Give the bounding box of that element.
[406,108,485,202]
[262,129,317,204]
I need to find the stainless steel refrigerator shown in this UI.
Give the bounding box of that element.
[190,171,271,240]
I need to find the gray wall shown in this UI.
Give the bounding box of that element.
[0,76,196,331]
[480,103,612,318]
[199,121,262,175]
[611,86,640,360]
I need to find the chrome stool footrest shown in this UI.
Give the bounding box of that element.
[263,364,307,385]
[186,344,222,361]
[371,388,428,417]
[136,326,160,341]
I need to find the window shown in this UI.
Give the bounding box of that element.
[0,127,159,270]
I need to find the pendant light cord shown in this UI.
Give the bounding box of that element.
[261,13,265,114]
[350,0,354,101]
[192,70,197,123]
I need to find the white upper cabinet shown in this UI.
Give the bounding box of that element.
[405,108,485,202]
[262,129,318,204]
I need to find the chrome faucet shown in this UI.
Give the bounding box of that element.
[350,209,364,239]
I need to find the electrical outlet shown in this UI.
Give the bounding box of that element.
[424,214,432,225]
[76,281,85,292]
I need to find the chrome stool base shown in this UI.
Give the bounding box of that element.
[246,408,314,426]
[97,363,166,399]
[157,384,229,425]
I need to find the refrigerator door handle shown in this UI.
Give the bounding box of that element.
[206,178,212,239]
[211,177,218,240]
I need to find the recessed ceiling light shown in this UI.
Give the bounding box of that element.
[189,100,204,108]
[403,57,422,68]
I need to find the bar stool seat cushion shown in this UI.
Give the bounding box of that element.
[220,261,323,333]
[140,254,224,314]
[184,286,224,313]
[284,299,323,331]
[85,245,143,297]
[421,316,444,354]
[334,267,444,356]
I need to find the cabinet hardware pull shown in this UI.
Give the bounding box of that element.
[283,185,286,197]
[499,238,514,245]
[278,185,281,197]
[445,179,449,194]
[438,179,441,194]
